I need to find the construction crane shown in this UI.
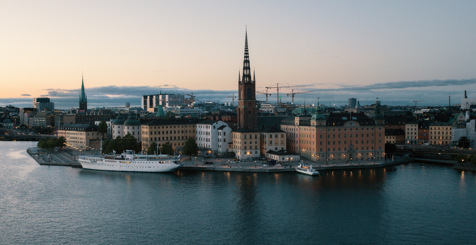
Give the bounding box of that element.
[185,93,196,106]
[412,100,424,107]
[226,94,237,106]
[286,89,314,104]
[265,83,310,104]
[256,91,272,103]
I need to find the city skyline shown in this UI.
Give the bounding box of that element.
[1,0,476,107]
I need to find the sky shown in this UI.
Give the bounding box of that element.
[1,0,476,108]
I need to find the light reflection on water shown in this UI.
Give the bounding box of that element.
[1,142,476,244]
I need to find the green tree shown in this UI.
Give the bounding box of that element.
[165,111,175,120]
[147,142,158,155]
[56,136,66,148]
[102,139,113,154]
[98,121,108,138]
[183,137,198,157]
[385,143,397,158]
[161,142,174,155]
[458,136,471,149]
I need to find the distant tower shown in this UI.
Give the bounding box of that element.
[237,30,257,131]
[79,74,88,112]
[348,98,357,108]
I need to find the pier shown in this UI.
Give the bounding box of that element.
[27,147,410,173]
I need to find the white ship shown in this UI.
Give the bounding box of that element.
[78,150,182,172]
[295,164,319,176]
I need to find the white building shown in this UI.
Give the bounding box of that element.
[452,119,476,148]
[111,115,141,140]
[142,94,185,112]
[196,120,232,155]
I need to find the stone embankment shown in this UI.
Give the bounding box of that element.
[27,147,410,173]
[27,147,80,167]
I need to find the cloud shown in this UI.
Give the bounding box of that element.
[21,94,31,97]
[1,78,475,109]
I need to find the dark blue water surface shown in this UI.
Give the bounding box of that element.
[1,142,476,244]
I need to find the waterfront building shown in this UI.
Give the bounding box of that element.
[196,120,232,155]
[266,150,300,162]
[452,119,476,148]
[232,31,260,160]
[142,93,185,112]
[385,129,405,144]
[33,98,54,111]
[57,124,101,150]
[260,129,286,156]
[111,115,141,140]
[281,112,385,162]
[79,75,87,112]
[405,122,418,144]
[140,119,197,153]
[429,122,452,146]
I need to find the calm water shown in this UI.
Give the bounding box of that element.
[1,142,476,244]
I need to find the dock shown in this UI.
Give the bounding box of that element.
[27,147,410,173]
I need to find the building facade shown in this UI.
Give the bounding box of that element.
[33,98,54,111]
[141,119,197,153]
[196,120,232,155]
[142,94,185,112]
[57,124,100,150]
[232,31,261,160]
[429,123,452,146]
[281,112,385,163]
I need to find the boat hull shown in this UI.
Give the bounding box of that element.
[79,158,181,173]
[295,167,319,176]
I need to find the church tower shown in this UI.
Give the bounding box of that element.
[79,74,88,112]
[237,30,257,131]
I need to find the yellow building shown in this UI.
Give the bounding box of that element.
[141,119,197,153]
[281,112,385,163]
[232,131,261,160]
[429,123,452,146]
[56,124,101,150]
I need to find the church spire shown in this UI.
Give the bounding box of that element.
[79,73,88,112]
[241,29,253,84]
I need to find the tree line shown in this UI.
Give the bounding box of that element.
[101,133,199,157]
[37,137,66,149]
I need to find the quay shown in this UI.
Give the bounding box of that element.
[27,147,410,173]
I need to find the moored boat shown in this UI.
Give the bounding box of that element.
[78,150,182,172]
[295,164,319,176]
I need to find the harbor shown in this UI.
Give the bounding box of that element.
[26,147,408,173]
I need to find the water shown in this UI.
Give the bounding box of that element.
[1,142,476,244]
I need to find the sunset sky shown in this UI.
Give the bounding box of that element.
[1,0,476,108]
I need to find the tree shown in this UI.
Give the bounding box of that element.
[458,136,470,149]
[98,121,108,138]
[102,139,111,154]
[183,137,198,157]
[56,136,66,148]
[160,142,174,155]
[147,142,158,155]
[385,143,397,158]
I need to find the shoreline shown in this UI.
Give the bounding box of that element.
[27,147,411,173]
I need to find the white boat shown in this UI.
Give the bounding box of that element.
[295,164,319,176]
[78,150,182,172]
